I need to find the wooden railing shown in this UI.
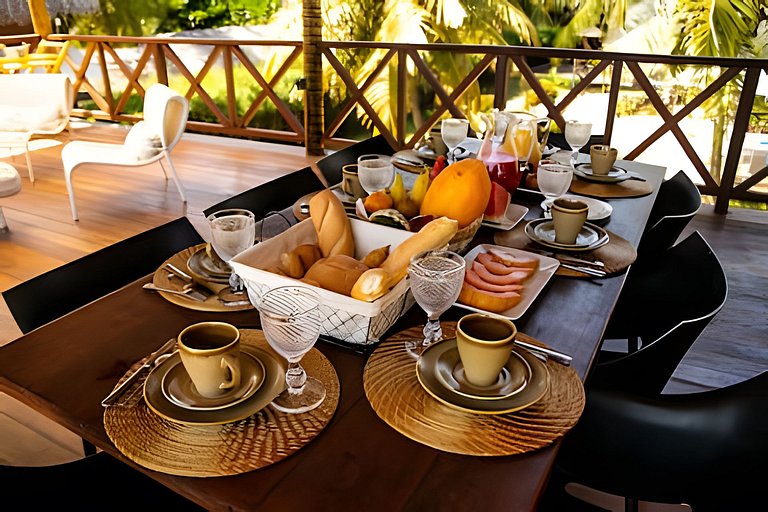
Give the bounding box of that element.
[47,34,768,213]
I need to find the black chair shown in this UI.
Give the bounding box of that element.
[3,217,204,334]
[636,170,701,262]
[546,370,768,512]
[1,217,204,509]
[596,231,728,395]
[203,166,324,220]
[314,135,394,186]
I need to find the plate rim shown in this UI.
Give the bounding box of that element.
[532,219,600,248]
[541,194,612,221]
[416,338,549,415]
[481,202,530,230]
[574,163,629,183]
[525,218,609,252]
[161,351,266,411]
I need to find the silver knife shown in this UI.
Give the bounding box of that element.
[142,283,208,301]
[165,263,218,294]
[560,263,607,277]
[514,339,572,366]
[101,337,177,407]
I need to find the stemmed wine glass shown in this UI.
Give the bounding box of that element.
[357,154,395,195]
[537,161,574,214]
[207,209,256,291]
[564,120,592,166]
[405,249,466,357]
[258,286,326,414]
[441,118,469,163]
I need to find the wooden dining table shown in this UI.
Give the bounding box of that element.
[0,160,664,511]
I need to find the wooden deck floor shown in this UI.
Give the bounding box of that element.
[0,123,766,465]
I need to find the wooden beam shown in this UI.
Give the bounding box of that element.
[27,0,52,38]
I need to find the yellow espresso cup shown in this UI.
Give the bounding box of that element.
[178,322,241,398]
[456,313,518,387]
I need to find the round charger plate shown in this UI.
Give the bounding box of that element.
[525,218,609,252]
[145,344,283,425]
[431,341,532,402]
[151,244,253,312]
[162,351,265,411]
[574,164,630,183]
[363,323,586,456]
[417,339,547,414]
[104,330,340,477]
[541,195,612,221]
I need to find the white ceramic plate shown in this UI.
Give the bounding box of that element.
[481,203,529,230]
[454,244,559,320]
[574,163,630,183]
[541,194,612,221]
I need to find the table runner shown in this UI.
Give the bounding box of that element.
[104,330,340,477]
[363,323,585,456]
[494,220,637,277]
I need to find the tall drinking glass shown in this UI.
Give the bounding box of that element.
[357,154,395,195]
[441,118,469,163]
[511,119,536,170]
[258,286,325,414]
[537,162,574,212]
[405,250,466,357]
[564,120,592,166]
[207,208,256,292]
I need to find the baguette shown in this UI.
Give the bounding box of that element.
[309,189,355,258]
[351,268,390,302]
[380,216,459,287]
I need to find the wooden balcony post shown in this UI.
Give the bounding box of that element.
[27,0,52,38]
[303,0,324,155]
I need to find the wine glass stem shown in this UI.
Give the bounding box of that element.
[422,316,443,348]
[285,362,307,395]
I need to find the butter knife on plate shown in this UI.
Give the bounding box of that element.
[101,337,177,407]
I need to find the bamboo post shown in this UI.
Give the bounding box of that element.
[303,0,324,155]
[27,0,52,38]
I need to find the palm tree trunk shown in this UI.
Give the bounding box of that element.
[27,0,52,38]
[303,0,324,156]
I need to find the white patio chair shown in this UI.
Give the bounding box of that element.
[60,83,189,221]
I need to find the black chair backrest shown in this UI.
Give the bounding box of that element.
[637,170,701,260]
[203,166,324,220]
[590,231,727,395]
[315,135,394,186]
[2,217,204,334]
[556,371,768,509]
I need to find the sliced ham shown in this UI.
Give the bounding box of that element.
[475,253,535,278]
[458,282,522,313]
[465,267,525,293]
[471,261,528,286]
[487,248,540,271]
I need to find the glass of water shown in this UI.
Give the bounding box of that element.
[258,286,325,414]
[405,249,466,357]
[564,120,592,166]
[357,154,395,195]
[207,208,256,263]
[537,161,574,200]
[441,118,469,162]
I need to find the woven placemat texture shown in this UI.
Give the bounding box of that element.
[363,323,585,456]
[104,330,339,477]
[494,221,636,277]
[569,176,653,198]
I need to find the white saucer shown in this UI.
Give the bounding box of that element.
[541,195,612,221]
[162,351,265,411]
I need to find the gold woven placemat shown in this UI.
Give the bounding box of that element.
[104,330,339,477]
[494,221,636,277]
[363,323,585,456]
[152,244,253,312]
[570,176,653,198]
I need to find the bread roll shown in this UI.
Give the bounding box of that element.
[380,216,459,286]
[309,189,355,258]
[361,245,390,268]
[303,254,369,296]
[351,268,390,302]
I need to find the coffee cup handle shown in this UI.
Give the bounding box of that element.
[218,355,240,391]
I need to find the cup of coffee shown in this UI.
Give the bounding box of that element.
[551,198,588,245]
[589,145,618,175]
[177,322,241,398]
[341,164,366,200]
[456,313,518,387]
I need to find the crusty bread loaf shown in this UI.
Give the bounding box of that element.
[309,189,355,258]
[380,216,459,286]
[351,268,390,302]
[279,243,323,278]
[303,254,369,296]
